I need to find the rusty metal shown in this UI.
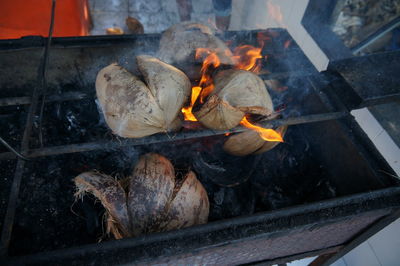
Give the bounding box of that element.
[0,112,348,160]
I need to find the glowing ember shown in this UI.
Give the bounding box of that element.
[182,86,202,121]
[240,117,283,142]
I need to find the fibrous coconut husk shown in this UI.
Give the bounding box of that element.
[223,125,288,156]
[96,56,191,138]
[158,22,233,66]
[74,153,209,239]
[194,69,274,130]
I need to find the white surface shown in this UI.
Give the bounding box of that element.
[230,0,329,71]
[352,108,400,177]
[367,218,400,266]
[343,241,382,266]
[286,256,316,266]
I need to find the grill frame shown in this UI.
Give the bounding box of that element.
[0,31,399,265]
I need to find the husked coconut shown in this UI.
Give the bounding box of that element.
[223,125,288,156]
[194,69,274,130]
[74,153,209,239]
[96,56,191,138]
[74,171,131,239]
[158,22,233,66]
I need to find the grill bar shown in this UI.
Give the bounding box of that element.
[0,112,347,160]
[0,0,56,256]
[0,83,40,256]
[0,71,307,108]
[0,91,90,107]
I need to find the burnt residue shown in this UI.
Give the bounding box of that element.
[0,29,354,257]
[3,123,339,256]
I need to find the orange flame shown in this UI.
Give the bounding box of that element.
[240,117,283,142]
[182,86,202,121]
[181,43,265,123]
[233,45,263,73]
[196,48,221,103]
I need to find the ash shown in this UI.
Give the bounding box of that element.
[5,119,336,255]
[0,29,334,255]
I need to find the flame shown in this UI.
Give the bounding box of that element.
[233,45,263,73]
[181,43,265,122]
[240,117,283,142]
[182,86,202,121]
[196,48,221,103]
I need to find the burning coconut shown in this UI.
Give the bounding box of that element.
[77,22,286,239]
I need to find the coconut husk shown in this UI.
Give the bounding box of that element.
[127,153,176,236]
[162,171,209,230]
[194,70,274,130]
[74,153,210,239]
[158,22,233,66]
[96,56,191,138]
[253,125,288,154]
[223,125,288,156]
[74,171,131,238]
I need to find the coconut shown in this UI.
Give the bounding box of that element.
[74,171,131,239]
[74,153,209,239]
[223,125,288,156]
[194,69,274,130]
[96,55,191,138]
[158,22,233,67]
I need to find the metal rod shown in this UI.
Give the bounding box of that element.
[0,91,90,107]
[0,71,305,108]
[0,88,39,256]
[38,0,57,147]
[0,112,348,161]
[0,137,30,161]
[260,70,314,80]
[0,0,57,256]
[351,17,400,55]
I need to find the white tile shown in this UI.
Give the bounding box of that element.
[282,0,308,28]
[229,0,246,30]
[352,108,400,177]
[286,23,329,71]
[351,108,383,140]
[368,219,400,266]
[287,256,316,266]
[331,258,347,266]
[343,241,381,266]
[371,129,400,176]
